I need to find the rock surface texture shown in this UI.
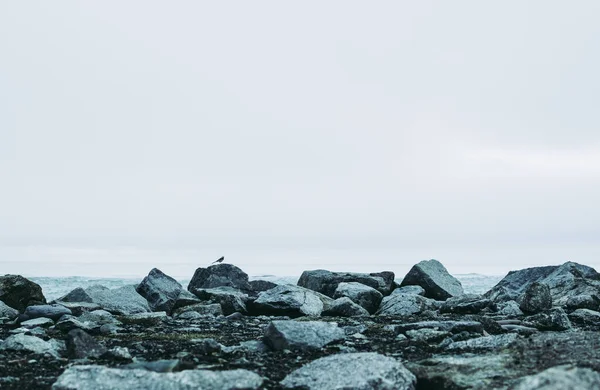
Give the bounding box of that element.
[297,269,395,297]
[136,268,183,314]
[399,259,464,300]
[0,274,46,311]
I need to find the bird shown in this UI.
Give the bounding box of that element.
[212,256,225,264]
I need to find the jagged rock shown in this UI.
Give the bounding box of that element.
[0,274,46,311]
[0,300,19,320]
[568,308,600,325]
[136,268,183,314]
[333,282,383,314]
[263,320,345,351]
[191,287,248,315]
[391,285,426,296]
[322,297,370,317]
[249,280,278,293]
[171,289,202,312]
[21,317,54,329]
[496,300,524,316]
[252,284,333,317]
[55,302,101,316]
[565,294,600,311]
[52,366,263,390]
[513,365,600,390]
[525,308,572,331]
[406,328,450,344]
[376,293,435,316]
[399,259,463,300]
[85,285,150,315]
[445,333,518,352]
[187,264,252,292]
[297,269,395,297]
[0,334,60,357]
[55,316,96,333]
[281,352,416,390]
[440,294,495,314]
[394,321,484,335]
[79,310,120,325]
[20,304,72,322]
[484,285,519,303]
[66,329,107,359]
[173,303,222,317]
[56,287,93,303]
[520,282,552,313]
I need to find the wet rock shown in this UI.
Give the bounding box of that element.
[525,308,572,331]
[496,300,524,316]
[0,274,46,311]
[445,333,518,352]
[52,366,263,390]
[85,285,150,315]
[0,334,60,357]
[79,309,119,325]
[173,303,222,317]
[565,294,600,311]
[56,287,93,303]
[406,328,450,344]
[281,352,416,390]
[191,287,248,315]
[512,365,600,390]
[125,359,181,373]
[136,268,183,314]
[187,264,252,292]
[520,282,552,313]
[21,317,54,329]
[249,280,278,293]
[322,297,370,317]
[20,304,72,322]
[501,324,539,335]
[102,346,132,362]
[333,282,383,314]
[399,259,463,300]
[175,311,205,320]
[440,294,495,314]
[263,320,345,351]
[391,285,426,296]
[376,293,435,316]
[55,301,101,316]
[568,308,600,325]
[171,289,202,312]
[297,269,395,297]
[66,329,107,359]
[252,284,333,317]
[0,301,19,320]
[394,320,484,335]
[121,312,168,326]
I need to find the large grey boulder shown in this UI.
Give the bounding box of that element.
[512,365,600,390]
[191,287,248,315]
[565,294,600,311]
[520,282,552,313]
[249,280,278,293]
[252,285,333,317]
[281,352,416,390]
[399,260,463,300]
[56,287,94,303]
[263,320,345,351]
[20,304,72,322]
[0,334,61,357]
[85,285,150,315]
[136,268,182,314]
[66,329,107,359]
[376,293,435,316]
[0,300,19,320]
[0,274,46,311]
[187,264,251,293]
[568,308,600,325]
[52,366,263,390]
[322,297,370,317]
[333,282,383,314]
[297,269,395,297]
[440,294,495,314]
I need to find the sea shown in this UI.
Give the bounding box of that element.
[30,273,503,301]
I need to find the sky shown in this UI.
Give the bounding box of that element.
[1,1,599,278]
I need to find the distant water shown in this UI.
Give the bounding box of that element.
[32,274,502,301]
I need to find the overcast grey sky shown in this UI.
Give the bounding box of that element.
[1,2,599,277]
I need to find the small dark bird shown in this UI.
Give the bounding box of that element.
[212,256,225,264]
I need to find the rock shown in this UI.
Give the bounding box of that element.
[263,320,345,351]
[175,311,204,320]
[333,282,383,314]
[440,294,495,314]
[191,287,248,315]
[501,324,539,335]
[20,317,54,329]
[252,284,333,317]
[512,365,600,390]
[20,304,72,322]
[55,302,102,316]
[187,264,252,292]
[0,300,19,320]
[85,285,150,315]
[249,280,278,293]
[391,285,426,296]
[496,300,524,316]
[405,328,450,344]
[56,287,93,303]
[520,282,552,313]
[52,366,263,390]
[376,293,435,316]
[79,309,119,325]
[125,359,182,373]
[171,289,202,312]
[102,347,132,362]
[568,308,600,325]
[322,297,370,317]
[66,329,107,359]
[394,321,484,335]
[525,308,572,331]
[0,274,46,311]
[55,316,96,333]
[565,294,600,311]
[191,338,221,355]
[136,268,183,314]
[121,312,168,325]
[173,303,222,317]
[445,333,518,352]
[297,269,395,297]
[0,334,60,357]
[399,259,463,300]
[281,352,416,390]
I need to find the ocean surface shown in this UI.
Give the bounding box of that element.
[31,274,503,301]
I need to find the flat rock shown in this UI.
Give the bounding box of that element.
[173,303,222,317]
[85,285,150,315]
[322,297,370,317]
[297,269,395,297]
[399,259,463,300]
[21,317,54,329]
[52,365,263,390]
[440,294,495,314]
[0,333,61,357]
[136,268,183,314]
[394,321,484,334]
[445,333,518,352]
[376,293,435,316]
[187,264,252,292]
[512,365,600,390]
[20,304,72,322]
[55,301,102,316]
[333,282,383,314]
[406,328,450,344]
[0,274,46,311]
[391,285,426,296]
[252,284,333,317]
[520,282,552,313]
[263,320,345,351]
[281,352,416,390]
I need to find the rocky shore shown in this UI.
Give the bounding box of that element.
[1,259,600,389]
